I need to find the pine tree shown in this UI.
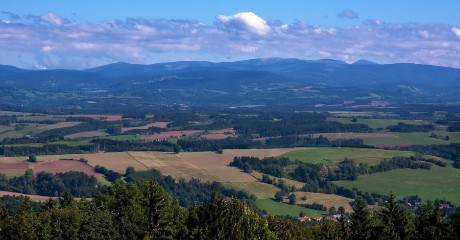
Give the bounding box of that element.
[350,197,373,240]
[414,200,456,240]
[378,193,414,240]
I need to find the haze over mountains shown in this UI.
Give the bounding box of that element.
[0,58,459,111]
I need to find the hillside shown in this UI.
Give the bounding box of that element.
[0,58,459,111]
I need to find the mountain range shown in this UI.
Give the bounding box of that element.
[0,58,459,111]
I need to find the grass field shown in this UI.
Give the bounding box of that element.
[105,135,138,141]
[363,132,449,147]
[334,165,460,204]
[65,130,107,139]
[256,199,326,218]
[328,111,399,117]
[281,147,415,165]
[334,118,431,129]
[15,123,47,135]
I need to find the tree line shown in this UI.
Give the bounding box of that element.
[1,180,460,239]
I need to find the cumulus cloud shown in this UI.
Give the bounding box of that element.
[217,12,270,35]
[40,12,70,26]
[0,11,460,69]
[338,9,359,19]
[452,27,460,37]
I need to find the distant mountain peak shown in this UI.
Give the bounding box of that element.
[352,59,379,65]
[315,59,347,64]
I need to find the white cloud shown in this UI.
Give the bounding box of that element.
[1,12,460,69]
[419,30,429,38]
[217,12,270,35]
[40,12,69,26]
[452,27,460,37]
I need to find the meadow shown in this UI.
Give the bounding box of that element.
[334,165,460,204]
[280,147,415,165]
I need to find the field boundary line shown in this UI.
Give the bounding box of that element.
[126,152,150,169]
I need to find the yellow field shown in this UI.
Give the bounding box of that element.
[38,121,81,130]
[290,192,353,212]
[65,130,107,139]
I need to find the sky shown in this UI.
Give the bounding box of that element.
[0,0,459,69]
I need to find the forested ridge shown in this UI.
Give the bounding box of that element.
[0,180,459,239]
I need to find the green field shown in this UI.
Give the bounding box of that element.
[335,118,431,129]
[105,135,138,141]
[329,111,399,118]
[334,165,460,204]
[281,147,414,165]
[363,132,449,146]
[256,199,326,218]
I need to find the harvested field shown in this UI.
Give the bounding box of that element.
[128,152,218,182]
[65,130,107,139]
[224,182,279,198]
[291,192,353,212]
[179,149,294,182]
[38,121,81,130]
[0,110,32,116]
[311,132,398,139]
[0,162,28,170]
[201,128,237,139]
[55,114,123,121]
[121,122,170,133]
[0,131,22,139]
[0,191,57,201]
[139,130,203,140]
[0,162,29,176]
[201,133,236,140]
[32,160,103,178]
[0,125,14,132]
[74,152,148,173]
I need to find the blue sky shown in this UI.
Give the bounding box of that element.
[1,1,459,69]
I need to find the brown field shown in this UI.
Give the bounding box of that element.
[0,131,22,139]
[0,191,57,201]
[311,132,398,139]
[0,157,27,164]
[120,122,170,133]
[128,152,218,182]
[55,114,123,121]
[0,110,32,116]
[32,160,104,178]
[0,191,87,201]
[73,152,148,173]
[0,125,14,132]
[201,128,237,139]
[0,162,29,176]
[179,148,295,182]
[65,130,107,139]
[139,130,203,140]
[38,121,81,130]
[201,133,235,140]
[290,192,353,212]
